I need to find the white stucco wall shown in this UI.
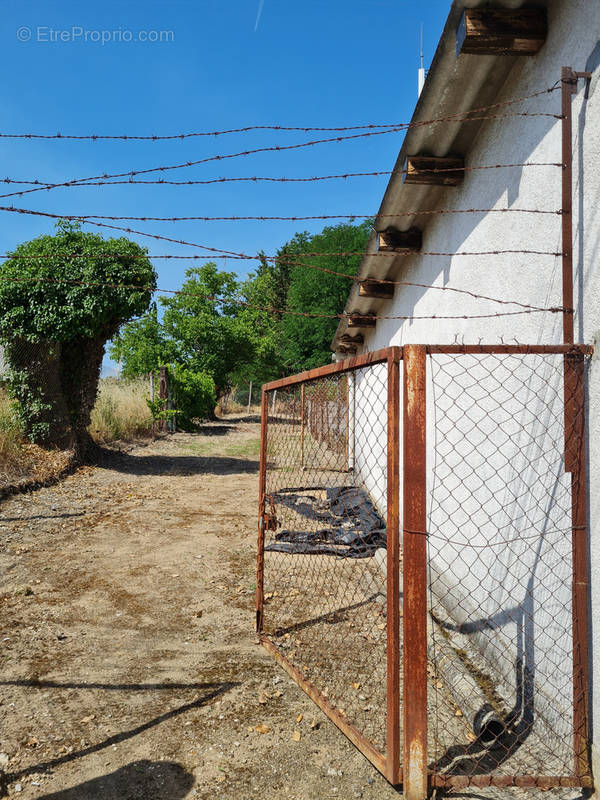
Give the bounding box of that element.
[354,0,600,773]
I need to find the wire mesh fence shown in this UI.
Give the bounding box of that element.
[427,349,589,789]
[257,352,394,772]
[257,344,591,795]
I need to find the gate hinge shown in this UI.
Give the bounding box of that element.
[263,513,278,532]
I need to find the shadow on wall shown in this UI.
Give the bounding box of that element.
[35,760,194,800]
[431,588,535,775]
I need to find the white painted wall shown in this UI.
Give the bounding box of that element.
[355,0,600,772]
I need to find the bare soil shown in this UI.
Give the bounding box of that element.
[0,418,588,800]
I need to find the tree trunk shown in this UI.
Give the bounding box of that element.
[59,335,107,459]
[5,339,73,449]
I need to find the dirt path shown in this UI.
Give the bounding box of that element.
[0,418,587,800]
[0,418,401,800]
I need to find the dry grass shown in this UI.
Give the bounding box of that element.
[90,377,153,443]
[221,399,261,415]
[0,387,26,478]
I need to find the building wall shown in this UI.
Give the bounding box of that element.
[355,0,600,770]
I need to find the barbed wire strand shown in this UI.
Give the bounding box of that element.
[0,250,560,311]
[0,208,566,286]
[0,162,563,190]
[0,205,562,223]
[0,247,563,262]
[0,83,560,142]
[0,273,565,320]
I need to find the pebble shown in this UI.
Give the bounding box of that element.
[14,784,23,793]
[0,753,8,765]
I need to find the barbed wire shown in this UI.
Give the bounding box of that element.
[0,247,562,262]
[0,84,560,143]
[0,92,562,203]
[0,162,563,191]
[0,273,565,320]
[0,205,562,223]
[0,250,559,311]
[0,208,565,277]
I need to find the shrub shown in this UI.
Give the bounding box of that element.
[171,368,216,431]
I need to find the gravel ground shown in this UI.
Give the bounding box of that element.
[0,417,591,800]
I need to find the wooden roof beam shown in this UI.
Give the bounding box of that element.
[359,279,395,300]
[456,8,547,56]
[347,313,376,329]
[403,156,464,186]
[339,333,364,346]
[376,226,422,254]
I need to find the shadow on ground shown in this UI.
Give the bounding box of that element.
[0,681,236,797]
[94,451,258,476]
[35,760,194,800]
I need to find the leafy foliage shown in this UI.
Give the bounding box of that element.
[278,221,370,371]
[170,367,216,431]
[0,220,155,342]
[0,221,156,452]
[111,221,370,420]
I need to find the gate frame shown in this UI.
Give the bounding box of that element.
[256,342,593,796]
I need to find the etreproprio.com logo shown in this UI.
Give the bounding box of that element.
[16,26,175,44]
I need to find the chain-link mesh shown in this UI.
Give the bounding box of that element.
[427,351,587,784]
[260,361,392,758]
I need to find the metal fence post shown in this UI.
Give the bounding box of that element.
[159,366,168,434]
[149,371,156,439]
[386,347,401,784]
[256,388,269,633]
[300,383,305,467]
[402,345,428,800]
[565,354,590,781]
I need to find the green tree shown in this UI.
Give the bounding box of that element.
[0,221,156,455]
[111,302,173,377]
[113,263,257,423]
[279,221,371,371]
[233,259,284,385]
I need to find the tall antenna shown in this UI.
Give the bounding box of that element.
[418,24,426,97]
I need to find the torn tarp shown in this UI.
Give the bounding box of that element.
[265,486,386,558]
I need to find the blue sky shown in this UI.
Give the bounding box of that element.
[1,0,452,370]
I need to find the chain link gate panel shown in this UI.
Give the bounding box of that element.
[256,348,401,779]
[256,344,591,797]
[426,346,591,792]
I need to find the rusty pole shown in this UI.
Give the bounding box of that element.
[565,354,591,781]
[256,389,269,633]
[402,345,428,800]
[561,66,576,346]
[386,348,401,784]
[159,366,168,434]
[300,383,306,467]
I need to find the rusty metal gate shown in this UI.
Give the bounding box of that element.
[256,343,591,797]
